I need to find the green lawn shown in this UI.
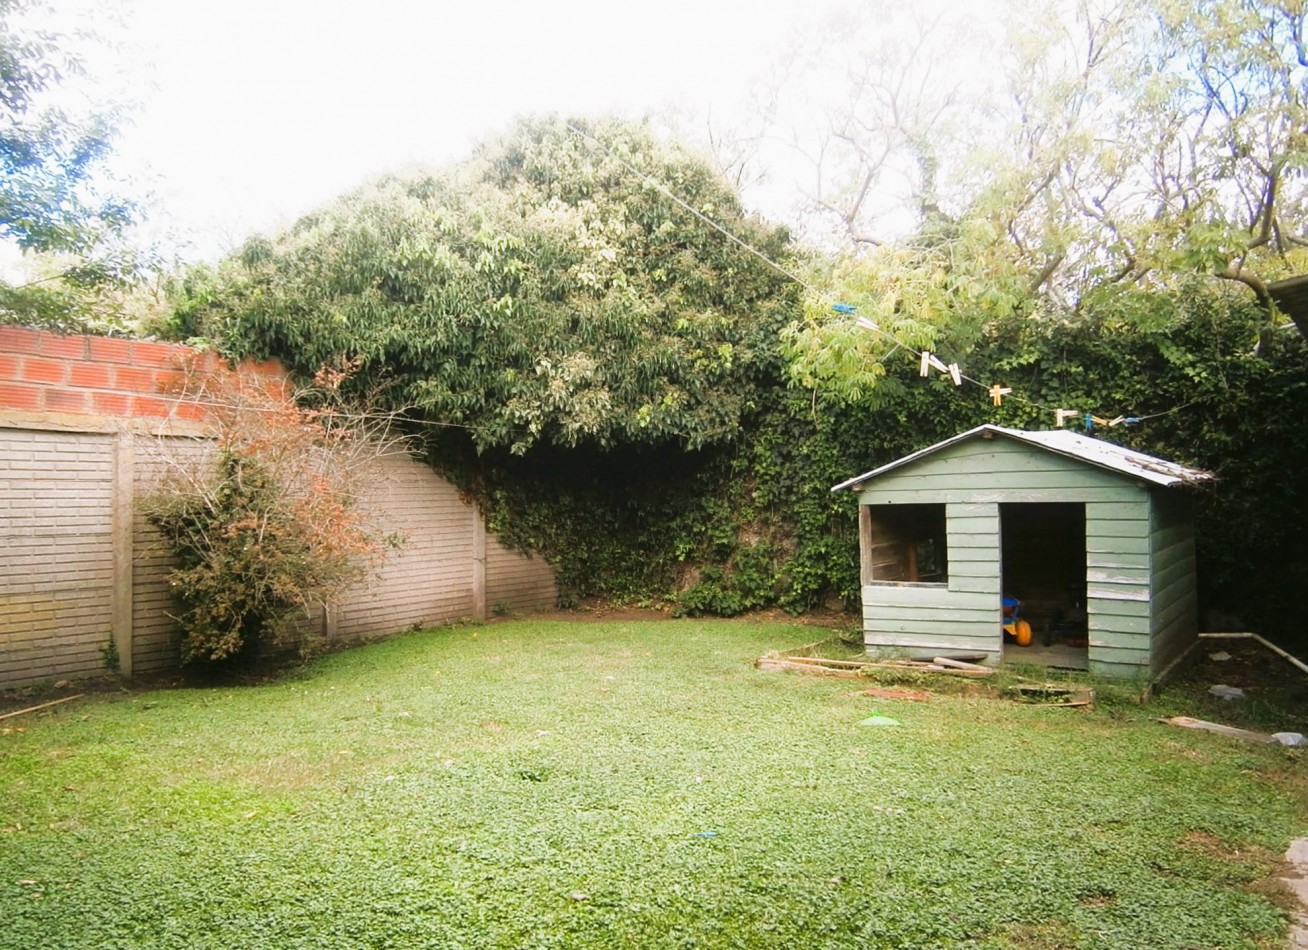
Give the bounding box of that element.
[1,619,1304,949]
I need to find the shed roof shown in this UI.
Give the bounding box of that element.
[1268,274,1308,337]
[831,424,1212,493]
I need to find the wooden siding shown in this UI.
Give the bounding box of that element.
[1149,492,1197,675]
[0,428,116,685]
[860,502,1002,659]
[855,439,1165,677]
[855,438,1150,507]
[858,439,1145,510]
[1082,500,1152,672]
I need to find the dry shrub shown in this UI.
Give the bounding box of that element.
[144,357,409,665]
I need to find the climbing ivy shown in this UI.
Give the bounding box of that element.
[165,119,1308,648]
[168,115,797,456]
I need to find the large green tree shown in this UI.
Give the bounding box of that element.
[716,0,1308,391]
[174,116,799,455]
[0,0,139,330]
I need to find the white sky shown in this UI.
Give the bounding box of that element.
[46,0,863,262]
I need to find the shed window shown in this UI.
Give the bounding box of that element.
[861,504,948,584]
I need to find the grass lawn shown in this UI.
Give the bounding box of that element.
[1,619,1305,949]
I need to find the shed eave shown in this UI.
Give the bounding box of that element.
[831,424,1212,493]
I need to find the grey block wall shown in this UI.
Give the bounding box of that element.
[1,425,556,688]
[0,428,117,684]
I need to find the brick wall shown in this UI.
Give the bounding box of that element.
[0,326,233,422]
[0,327,556,687]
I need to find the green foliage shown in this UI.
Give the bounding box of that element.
[144,364,395,665]
[674,544,782,617]
[171,115,797,455]
[747,0,1308,320]
[666,279,1308,639]
[0,621,1300,948]
[98,637,118,672]
[151,452,309,663]
[164,114,1308,641]
[0,0,130,255]
[0,0,145,332]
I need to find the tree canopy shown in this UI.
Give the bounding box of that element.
[706,0,1308,404]
[0,0,143,331]
[0,0,133,252]
[174,116,799,454]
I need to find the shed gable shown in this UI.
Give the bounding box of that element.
[854,436,1148,507]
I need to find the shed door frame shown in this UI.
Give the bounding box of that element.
[999,501,1089,667]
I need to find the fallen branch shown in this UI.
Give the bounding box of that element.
[756,653,994,679]
[0,694,85,721]
[931,656,993,673]
[756,657,864,679]
[773,655,878,669]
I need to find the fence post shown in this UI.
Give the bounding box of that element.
[110,430,135,676]
[472,506,486,621]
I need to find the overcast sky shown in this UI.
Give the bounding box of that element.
[38,0,873,262]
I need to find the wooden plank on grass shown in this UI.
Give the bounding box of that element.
[0,693,85,721]
[1162,716,1274,744]
[931,656,993,673]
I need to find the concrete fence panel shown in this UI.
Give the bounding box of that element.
[0,328,556,688]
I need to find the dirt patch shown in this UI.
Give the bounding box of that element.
[1002,920,1078,949]
[519,601,860,630]
[0,678,118,718]
[1177,830,1299,915]
[1076,889,1116,907]
[857,686,933,702]
[1178,830,1279,865]
[1168,637,1308,731]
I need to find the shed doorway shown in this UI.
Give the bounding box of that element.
[1000,503,1088,669]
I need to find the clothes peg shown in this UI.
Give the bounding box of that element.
[947,364,962,386]
[919,351,948,377]
[1108,416,1126,427]
[989,384,1012,406]
[854,316,879,332]
[1055,409,1079,428]
[832,302,856,314]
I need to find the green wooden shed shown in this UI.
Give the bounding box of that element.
[831,425,1212,679]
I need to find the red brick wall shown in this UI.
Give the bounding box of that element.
[0,326,282,422]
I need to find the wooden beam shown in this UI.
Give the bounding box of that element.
[859,505,874,585]
[110,432,134,676]
[0,694,85,721]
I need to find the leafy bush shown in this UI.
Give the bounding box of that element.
[674,544,784,617]
[145,360,403,664]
